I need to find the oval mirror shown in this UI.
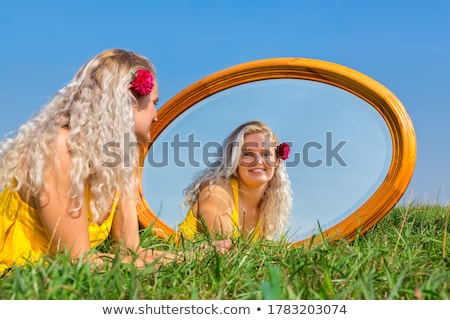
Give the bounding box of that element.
[136,58,416,246]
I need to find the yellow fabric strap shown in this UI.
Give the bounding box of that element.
[231,178,262,240]
[230,178,240,229]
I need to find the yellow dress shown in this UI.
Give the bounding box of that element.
[0,187,118,272]
[176,178,261,241]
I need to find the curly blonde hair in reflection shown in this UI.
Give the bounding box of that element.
[0,49,155,223]
[183,120,293,240]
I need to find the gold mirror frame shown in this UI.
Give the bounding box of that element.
[136,57,416,246]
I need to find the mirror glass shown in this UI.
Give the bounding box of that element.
[142,79,392,242]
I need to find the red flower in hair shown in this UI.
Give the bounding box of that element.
[130,69,154,96]
[277,142,291,160]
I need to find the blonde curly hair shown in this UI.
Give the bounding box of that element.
[0,49,155,223]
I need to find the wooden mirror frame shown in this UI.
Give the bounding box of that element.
[136,57,416,246]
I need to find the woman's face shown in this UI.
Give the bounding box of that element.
[133,80,159,143]
[237,132,279,188]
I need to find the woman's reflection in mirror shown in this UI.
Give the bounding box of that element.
[177,120,293,243]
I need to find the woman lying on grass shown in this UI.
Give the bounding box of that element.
[177,120,293,243]
[0,48,230,272]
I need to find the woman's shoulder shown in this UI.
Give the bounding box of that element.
[198,176,231,191]
[54,128,72,160]
[196,178,235,219]
[198,177,233,201]
[55,127,70,144]
[39,128,73,178]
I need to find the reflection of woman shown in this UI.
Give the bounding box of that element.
[177,120,293,241]
[0,49,176,271]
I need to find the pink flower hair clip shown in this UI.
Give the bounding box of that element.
[130,69,154,96]
[277,142,291,160]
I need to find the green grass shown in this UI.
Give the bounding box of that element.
[1,204,449,299]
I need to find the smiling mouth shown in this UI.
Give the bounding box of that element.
[249,168,265,173]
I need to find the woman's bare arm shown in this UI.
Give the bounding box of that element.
[197,184,235,238]
[110,192,177,267]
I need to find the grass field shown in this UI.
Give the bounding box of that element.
[1,204,449,300]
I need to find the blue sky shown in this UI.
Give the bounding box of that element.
[0,0,449,234]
